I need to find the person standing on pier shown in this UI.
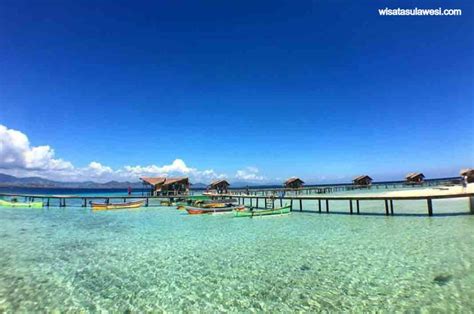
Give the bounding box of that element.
[462,175,468,191]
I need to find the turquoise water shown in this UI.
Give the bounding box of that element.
[1,195,473,311]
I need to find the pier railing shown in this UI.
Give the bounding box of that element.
[1,188,472,216]
[209,192,474,216]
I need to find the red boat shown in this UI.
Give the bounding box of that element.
[185,205,246,215]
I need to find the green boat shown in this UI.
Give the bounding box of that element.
[187,195,211,201]
[0,199,43,208]
[234,205,291,218]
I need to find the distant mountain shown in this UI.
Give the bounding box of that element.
[0,173,143,189]
[190,182,207,189]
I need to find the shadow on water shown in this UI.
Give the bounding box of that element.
[295,209,472,218]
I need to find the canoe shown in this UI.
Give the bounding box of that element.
[201,202,227,208]
[233,205,291,218]
[91,200,144,210]
[160,200,176,206]
[0,199,43,208]
[186,205,245,215]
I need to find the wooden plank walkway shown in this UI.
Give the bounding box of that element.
[228,179,457,196]
[0,193,194,208]
[1,190,472,216]
[209,192,474,216]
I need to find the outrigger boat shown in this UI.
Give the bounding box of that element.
[91,200,145,211]
[233,205,291,218]
[0,199,43,208]
[185,205,245,215]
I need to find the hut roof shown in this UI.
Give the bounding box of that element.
[140,177,166,186]
[140,177,189,186]
[210,179,230,186]
[460,168,474,176]
[285,177,304,185]
[353,175,372,181]
[405,172,425,180]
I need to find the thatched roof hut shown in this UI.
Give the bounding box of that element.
[405,172,425,184]
[284,177,304,189]
[140,177,190,196]
[353,175,372,186]
[209,179,230,194]
[460,168,474,183]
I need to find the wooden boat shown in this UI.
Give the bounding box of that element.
[234,205,291,218]
[201,202,227,208]
[0,199,43,208]
[186,205,245,215]
[91,200,144,210]
[160,200,176,206]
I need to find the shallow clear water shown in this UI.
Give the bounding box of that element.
[1,194,473,311]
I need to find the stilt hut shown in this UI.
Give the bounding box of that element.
[460,168,474,183]
[353,175,372,186]
[284,177,304,189]
[140,177,190,196]
[208,179,230,194]
[405,172,425,184]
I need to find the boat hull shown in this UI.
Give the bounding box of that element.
[0,200,43,208]
[186,205,245,215]
[91,200,145,210]
[234,205,291,217]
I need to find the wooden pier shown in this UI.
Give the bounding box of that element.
[0,193,192,208]
[210,192,474,216]
[1,188,472,217]
[227,179,458,197]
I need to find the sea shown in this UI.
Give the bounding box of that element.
[0,186,473,311]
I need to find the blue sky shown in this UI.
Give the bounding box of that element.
[0,0,473,183]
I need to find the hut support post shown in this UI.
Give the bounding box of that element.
[356,200,360,214]
[427,198,433,216]
[299,199,303,212]
[470,197,474,214]
[146,198,149,207]
[349,200,353,214]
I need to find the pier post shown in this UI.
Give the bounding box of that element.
[356,200,360,214]
[256,198,259,208]
[146,198,149,207]
[427,198,433,216]
[384,200,389,216]
[46,198,50,207]
[250,198,253,207]
[326,199,329,213]
[349,200,353,214]
[470,197,474,214]
[318,199,321,213]
[299,199,303,212]
[290,199,293,211]
[390,200,394,215]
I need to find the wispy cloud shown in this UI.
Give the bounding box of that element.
[235,166,266,182]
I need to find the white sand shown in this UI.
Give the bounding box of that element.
[347,183,474,198]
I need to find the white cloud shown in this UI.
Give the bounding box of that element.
[0,124,227,183]
[0,125,73,171]
[235,166,265,182]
